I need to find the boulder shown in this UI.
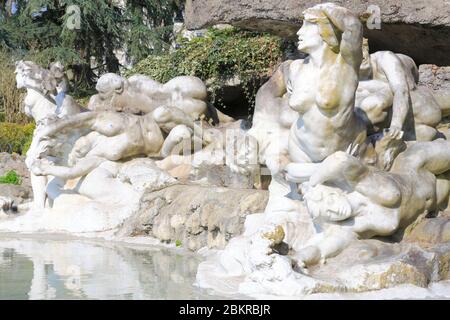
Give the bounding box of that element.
[185,0,450,65]
[0,153,31,203]
[117,184,269,251]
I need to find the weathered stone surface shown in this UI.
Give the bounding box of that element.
[117,184,269,251]
[185,0,450,65]
[419,65,450,91]
[0,185,30,205]
[306,240,443,292]
[0,153,31,203]
[404,215,450,246]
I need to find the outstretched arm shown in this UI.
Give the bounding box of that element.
[32,157,104,180]
[38,111,98,139]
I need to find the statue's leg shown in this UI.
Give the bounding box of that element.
[30,173,47,210]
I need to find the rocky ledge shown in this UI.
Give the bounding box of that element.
[185,0,450,66]
[117,184,269,251]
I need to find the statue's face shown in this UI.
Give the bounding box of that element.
[15,65,28,89]
[304,185,353,222]
[297,21,323,53]
[97,89,113,101]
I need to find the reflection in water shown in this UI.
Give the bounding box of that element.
[0,236,230,300]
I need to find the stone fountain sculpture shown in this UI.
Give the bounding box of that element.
[196,3,450,297]
[0,2,449,298]
[1,59,254,234]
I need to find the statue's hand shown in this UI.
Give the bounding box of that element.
[31,158,53,176]
[385,126,404,140]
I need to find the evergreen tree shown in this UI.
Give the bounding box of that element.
[0,0,182,87]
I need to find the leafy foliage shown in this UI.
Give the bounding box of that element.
[0,122,35,155]
[127,28,283,112]
[0,170,21,185]
[0,0,182,85]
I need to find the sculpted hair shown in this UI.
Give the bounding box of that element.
[302,8,342,54]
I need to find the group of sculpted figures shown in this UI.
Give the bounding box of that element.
[5,2,450,288]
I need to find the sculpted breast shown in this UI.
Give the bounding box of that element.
[287,60,317,113]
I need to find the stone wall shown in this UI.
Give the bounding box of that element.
[185,0,450,66]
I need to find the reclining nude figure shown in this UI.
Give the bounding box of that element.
[294,139,450,268]
[31,106,201,181]
[88,73,234,123]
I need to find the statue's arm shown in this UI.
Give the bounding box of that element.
[309,151,368,186]
[39,112,98,138]
[34,157,103,180]
[378,52,410,132]
[254,61,292,114]
[322,6,363,69]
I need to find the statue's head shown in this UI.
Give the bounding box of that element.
[49,61,65,80]
[304,184,353,222]
[95,73,125,101]
[298,4,341,54]
[15,60,35,89]
[14,60,56,94]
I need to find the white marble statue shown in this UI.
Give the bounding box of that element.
[287,4,367,164]
[30,107,202,181]
[294,138,450,267]
[15,61,85,210]
[88,73,234,123]
[195,2,450,298]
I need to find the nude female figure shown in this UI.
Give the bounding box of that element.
[287,4,367,165]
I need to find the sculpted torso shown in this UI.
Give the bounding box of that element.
[286,6,366,164]
[288,53,364,163]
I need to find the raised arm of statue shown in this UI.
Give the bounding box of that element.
[321,5,363,69]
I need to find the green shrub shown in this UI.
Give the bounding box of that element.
[0,170,21,185]
[0,49,28,124]
[0,122,35,155]
[126,28,284,110]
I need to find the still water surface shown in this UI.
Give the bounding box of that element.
[0,235,232,300]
